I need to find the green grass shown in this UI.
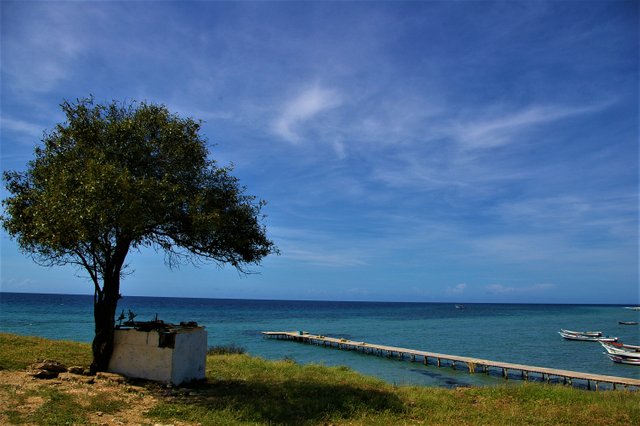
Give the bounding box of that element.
[0,333,92,370]
[1,333,638,425]
[147,353,640,425]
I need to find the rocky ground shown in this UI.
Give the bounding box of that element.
[0,362,192,425]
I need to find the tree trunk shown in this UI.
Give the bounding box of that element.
[90,276,121,374]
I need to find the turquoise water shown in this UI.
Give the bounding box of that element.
[1,292,638,387]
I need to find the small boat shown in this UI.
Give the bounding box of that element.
[558,331,617,342]
[560,329,602,337]
[600,341,640,352]
[455,304,465,309]
[606,353,640,365]
[600,342,640,358]
[624,307,640,311]
[618,321,639,325]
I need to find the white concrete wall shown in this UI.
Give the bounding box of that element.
[171,328,207,384]
[108,327,207,385]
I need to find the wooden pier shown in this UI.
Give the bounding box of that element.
[262,331,640,390]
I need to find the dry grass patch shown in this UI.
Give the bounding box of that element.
[0,369,159,425]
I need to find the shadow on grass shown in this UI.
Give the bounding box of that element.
[149,378,405,425]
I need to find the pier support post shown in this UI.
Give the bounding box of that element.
[437,358,441,367]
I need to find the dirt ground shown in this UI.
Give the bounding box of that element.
[0,369,189,426]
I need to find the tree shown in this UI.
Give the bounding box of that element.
[2,97,277,372]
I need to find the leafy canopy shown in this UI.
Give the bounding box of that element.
[2,97,276,291]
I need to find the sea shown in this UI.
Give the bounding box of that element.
[1,292,638,388]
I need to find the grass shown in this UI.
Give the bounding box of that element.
[1,332,639,425]
[0,333,92,370]
[207,343,247,355]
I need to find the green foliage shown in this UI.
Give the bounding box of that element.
[2,96,276,282]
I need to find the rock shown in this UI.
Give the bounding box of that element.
[96,372,126,383]
[31,360,68,373]
[59,372,95,384]
[126,385,146,394]
[68,366,85,375]
[30,369,60,379]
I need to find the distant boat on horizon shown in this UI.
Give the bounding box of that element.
[455,304,465,309]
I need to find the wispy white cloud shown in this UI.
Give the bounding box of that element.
[447,283,467,294]
[493,194,638,238]
[272,85,343,144]
[269,225,368,268]
[1,117,45,140]
[2,3,92,93]
[282,247,367,268]
[449,103,610,151]
[486,283,555,294]
[0,277,36,291]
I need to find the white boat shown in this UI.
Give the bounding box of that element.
[558,331,617,342]
[624,306,640,311]
[600,341,640,353]
[560,328,602,337]
[600,342,640,358]
[606,353,640,365]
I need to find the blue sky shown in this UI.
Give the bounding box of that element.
[1,1,638,304]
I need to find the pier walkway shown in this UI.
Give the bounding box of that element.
[262,331,640,390]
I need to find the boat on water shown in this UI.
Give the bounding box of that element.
[605,353,640,365]
[558,330,617,342]
[560,328,602,337]
[600,342,640,359]
[624,306,640,311]
[619,321,639,325]
[600,341,640,353]
[455,304,465,309]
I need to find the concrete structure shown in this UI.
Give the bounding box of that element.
[108,324,207,385]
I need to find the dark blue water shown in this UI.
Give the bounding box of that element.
[1,292,638,387]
